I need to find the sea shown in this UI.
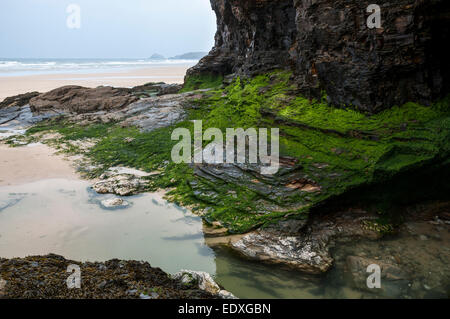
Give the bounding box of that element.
[0,58,199,77]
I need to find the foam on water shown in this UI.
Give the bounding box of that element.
[0,59,199,77]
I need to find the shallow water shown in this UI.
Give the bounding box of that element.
[0,179,447,299]
[0,178,349,298]
[0,179,215,274]
[211,246,362,299]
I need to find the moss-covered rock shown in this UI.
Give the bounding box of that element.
[180,73,224,93]
[21,71,450,233]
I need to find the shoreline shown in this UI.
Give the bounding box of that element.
[0,140,235,299]
[0,81,448,299]
[0,65,192,102]
[0,143,80,187]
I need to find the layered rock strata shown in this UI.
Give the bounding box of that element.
[188,0,450,113]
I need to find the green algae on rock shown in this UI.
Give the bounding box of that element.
[17,71,450,234]
[180,73,224,93]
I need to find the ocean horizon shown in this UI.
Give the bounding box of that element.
[0,58,199,77]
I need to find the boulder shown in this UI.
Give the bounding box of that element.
[29,86,138,114]
[100,198,130,209]
[93,174,147,197]
[173,270,237,299]
[232,229,332,274]
[230,209,382,274]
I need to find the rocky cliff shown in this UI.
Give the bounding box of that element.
[188,0,450,113]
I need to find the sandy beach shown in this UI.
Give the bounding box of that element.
[0,65,191,102]
[0,62,193,184]
[0,143,79,187]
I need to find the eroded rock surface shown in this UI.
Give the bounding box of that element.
[21,82,184,119]
[0,92,40,109]
[68,90,205,131]
[132,82,183,97]
[100,197,130,209]
[0,105,57,127]
[119,93,189,131]
[189,0,297,77]
[190,156,322,216]
[228,200,450,299]
[173,270,237,299]
[0,254,216,299]
[92,170,150,197]
[0,84,201,140]
[189,0,450,112]
[230,209,382,274]
[29,86,138,114]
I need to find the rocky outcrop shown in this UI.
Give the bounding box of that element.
[93,175,147,196]
[188,0,297,78]
[0,105,59,130]
[29,86,138,114]
[229,209,382,274]
[100,197,130,209]
[0,92,40,109]
[188,0,450,113]
[92,167,153,196]
[27,83,184,115]
[132,82,183,98]
[0,86,201,139]
[118,93,189,132]
[173,270,237,299]
[64,90,203,131]
[292,0,450,113]
[191,157,321,217]
[0,254,216,299]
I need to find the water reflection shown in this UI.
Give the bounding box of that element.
[1,178,446,299]
[211,246,344,299]
[0,179,216,275]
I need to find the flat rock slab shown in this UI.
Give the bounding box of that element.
[230,210,381,274]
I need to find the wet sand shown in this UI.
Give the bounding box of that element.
[0,65,191,102]
[0,143,79,187]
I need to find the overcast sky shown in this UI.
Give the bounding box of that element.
[0,0,216,59]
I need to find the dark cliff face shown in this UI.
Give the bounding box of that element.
[292,0,450,113]
[189,0,297,77]
[188,0,450,113]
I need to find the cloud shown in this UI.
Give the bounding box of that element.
[0,0,216,58]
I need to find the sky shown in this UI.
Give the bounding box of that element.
[0,0,217,59]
